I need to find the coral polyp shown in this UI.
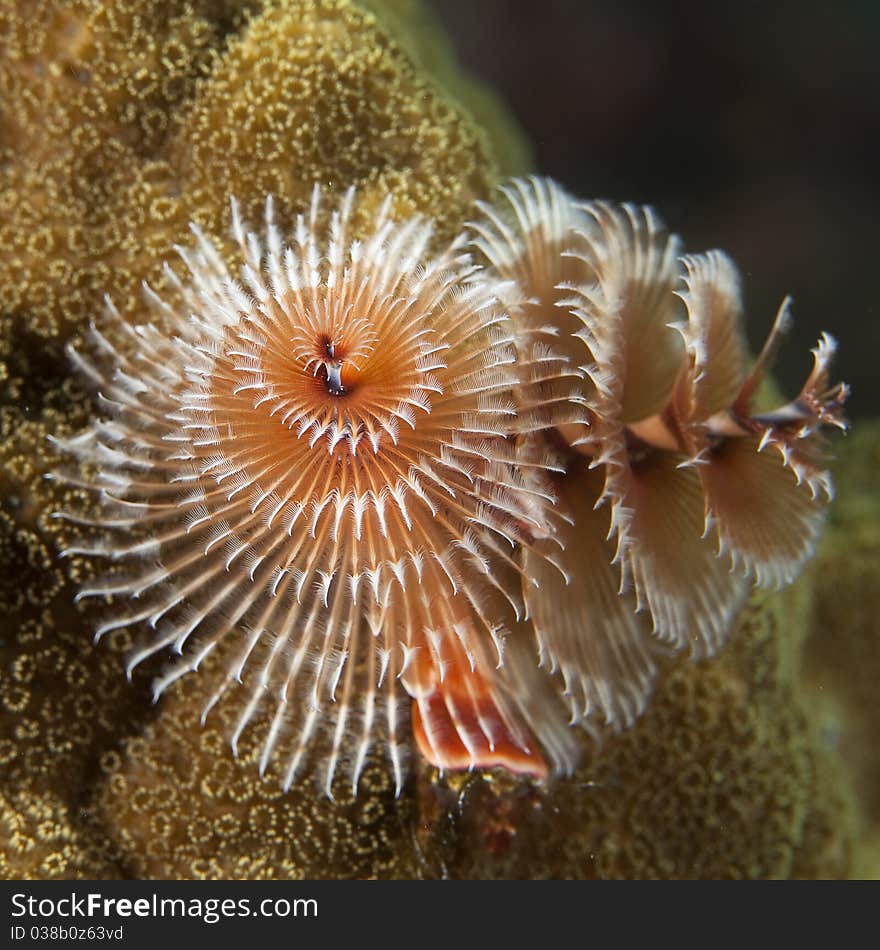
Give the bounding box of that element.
[51,186,582,795]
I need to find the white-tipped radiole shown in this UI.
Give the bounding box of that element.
[54,186,579,795]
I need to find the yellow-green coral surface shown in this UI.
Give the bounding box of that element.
[0,0,872,879]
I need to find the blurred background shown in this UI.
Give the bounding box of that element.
[430,0,879,419]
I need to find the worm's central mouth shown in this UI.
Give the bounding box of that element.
[299,326,374,400]
[314,334,365,399]
[321,359,346,397]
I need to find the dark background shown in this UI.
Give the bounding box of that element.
[430,0,879,419]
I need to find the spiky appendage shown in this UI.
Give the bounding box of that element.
[565,205,749,658]
[470,178,846,726]
[672,251,849,587]
[522,464,658,731]
[468,176,594,448]
[468,183,672,727]
[50,187,582,795]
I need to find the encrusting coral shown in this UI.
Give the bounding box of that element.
[416,587,855,880]
[802,420,880,877]
[83,573,859,879]
[0,0,871,879]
